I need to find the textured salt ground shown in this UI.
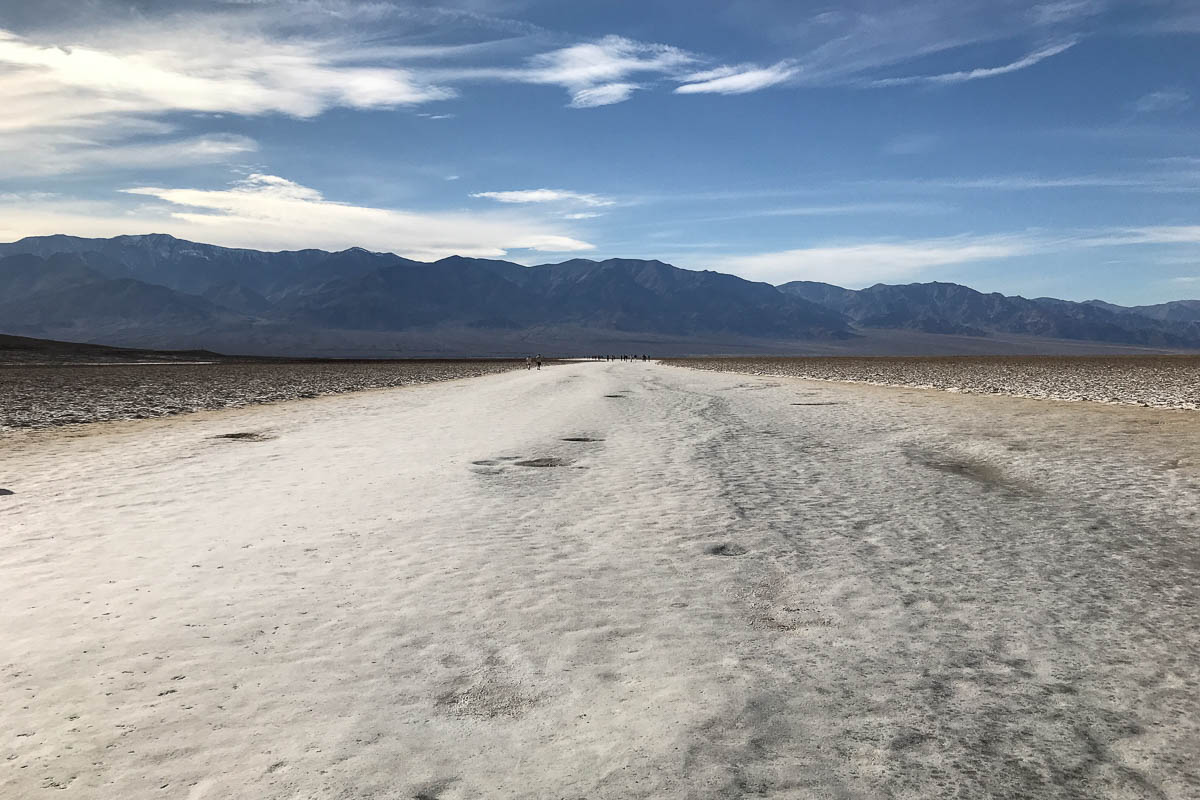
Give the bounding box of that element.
[0,360,524,431]
[667,355,1200,410]
[2,363,1199,799]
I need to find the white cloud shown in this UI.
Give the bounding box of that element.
[675,61,797,95]
[569,82,641,107]
[471,189,615,207]
[714,235,1032,286]
[0,26,453,130]
[713,224,1200,286]
[524,36,692,99]
[869,39,1078,87]
[0,19,454,175]
[0,174,593,260]
[0,132,258,178]
[1134,88,1191,114]
[435,35,694,107]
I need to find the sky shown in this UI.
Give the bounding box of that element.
[0,0,1198,304]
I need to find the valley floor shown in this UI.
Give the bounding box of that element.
[2,362,1198,799]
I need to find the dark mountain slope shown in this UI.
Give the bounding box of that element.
[0,252,119,300]
[1083,298,1200,323]
[519,258,849,338]
[782,280,1200,347]
[0,253,249,341]
[0,234,377,297]
[279,260,540,330]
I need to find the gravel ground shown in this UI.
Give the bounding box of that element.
[0,361,526,431]
[665,355,1200,410]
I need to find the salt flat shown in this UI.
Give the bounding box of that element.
[2,362,1198,799]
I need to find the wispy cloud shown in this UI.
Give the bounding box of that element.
[653,201,953,227]
[0,18,454,174]
[675,61,797,94]
[0,132,258,178]
[0,26,453,130]
[712,224,1200,285]
[1028,0,1107,26]
[859,169,1200,192]
[1075,225,1200,247]
[868,39,1078,87]
[471,188,616,207]
[714,234,1032,286]
[1133,88,1191,114]
[0,174,594,260]
[436,35,695,107]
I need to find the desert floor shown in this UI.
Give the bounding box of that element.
[2,361,1198,799]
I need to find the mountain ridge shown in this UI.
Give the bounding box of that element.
[1,234,1197,356]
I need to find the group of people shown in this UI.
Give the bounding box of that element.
[523,353,651,369]
[596,354,649,362]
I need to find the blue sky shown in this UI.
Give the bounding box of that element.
[0,0,1197,303]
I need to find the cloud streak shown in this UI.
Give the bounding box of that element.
[868,39,1078,87]
[471,189,615,207]
[714,235,1032,286]
[0,174,593,260]
[434,35,695,107]
[712,225,1200,285]
[675,61,797,94]
[0,27,453,130]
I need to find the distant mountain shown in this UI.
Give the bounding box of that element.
[780,280,1200,348]
[0,235,850,353]
[1082,298,1200,323]
[1,234,1197,356]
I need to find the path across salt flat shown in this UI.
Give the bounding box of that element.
[2,362,1199,799]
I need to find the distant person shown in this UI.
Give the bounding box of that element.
[525,356,532,370]
[536,353,543,370]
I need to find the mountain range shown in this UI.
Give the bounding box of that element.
[1,233,1197,356]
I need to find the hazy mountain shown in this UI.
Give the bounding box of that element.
[780,280,1200,348]
[1082,297,1200,323]
[1,234,1198,355]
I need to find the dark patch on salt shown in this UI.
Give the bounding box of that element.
[211,431,273,442]
[0,488,13,496]
[910,450,1023,493]
[791,402,841,406]
[561,437,604,442]
[412,778,458,800]
[706,543,748,557]
[471,460,499,466]
[604,394,627,399]
[515,457,571,468]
